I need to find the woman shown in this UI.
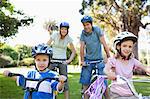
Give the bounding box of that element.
[47,22,76,99]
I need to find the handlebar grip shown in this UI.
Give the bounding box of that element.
[8,73,14,77]
[8,73,23,77]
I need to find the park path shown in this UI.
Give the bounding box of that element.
[0,65,81,75]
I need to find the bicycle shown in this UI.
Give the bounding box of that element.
[7,72,61,99]
[81,60,105,99]
[50,59,67,72]
[84,75,150,99]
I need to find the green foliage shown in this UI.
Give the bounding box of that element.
[19,57,34,66]
[67,47,79,65]
[6,60,17,68]
[0,0,33,38]
[15,44,32,60]
[0,54,13,68]
[0,44,18,60]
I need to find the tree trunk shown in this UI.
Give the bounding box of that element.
[121,10,140,59]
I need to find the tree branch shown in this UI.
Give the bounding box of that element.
[142,23,150,29]
[112,0,122,12]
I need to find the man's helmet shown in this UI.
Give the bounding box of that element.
[81,16,93,23]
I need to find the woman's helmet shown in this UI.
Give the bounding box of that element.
[60,22,69,29]
[114,31,137,49]
[81,16,93,23]
[32,43,53,58]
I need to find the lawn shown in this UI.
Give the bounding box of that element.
[0,73,150,99]
[0,73,82,99]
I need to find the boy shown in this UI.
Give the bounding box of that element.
[3,44,67,99]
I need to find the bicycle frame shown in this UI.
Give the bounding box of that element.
[8,73,59,99]
[85,74,150,99]
[81,60,104,99]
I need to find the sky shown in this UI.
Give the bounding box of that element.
[7,0,83,46]
[5,0,150,50]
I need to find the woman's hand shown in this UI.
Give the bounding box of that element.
[65,60,71,64]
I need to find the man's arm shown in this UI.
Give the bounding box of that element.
[100,35,110,58]
[80,41,85,65]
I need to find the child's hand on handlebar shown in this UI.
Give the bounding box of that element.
[107,72,116,80]
[146,67,150,76]
[58,75,67,84]
[3,70,11,77]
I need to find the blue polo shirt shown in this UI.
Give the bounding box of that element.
[80,26,104,60]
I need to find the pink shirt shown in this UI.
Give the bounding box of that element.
[108,57,142,96]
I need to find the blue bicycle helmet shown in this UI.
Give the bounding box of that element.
[32,43,53,58]
[81,16,93,23]
[60,22,69,29]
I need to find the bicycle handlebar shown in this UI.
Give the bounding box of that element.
[8,73,23,77]
[82,60,104,67]
[7,73,66,91]
[50,59,67,64]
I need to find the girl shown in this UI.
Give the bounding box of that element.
[104,31,150,99]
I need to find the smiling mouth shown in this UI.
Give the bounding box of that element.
[39,66,45,68]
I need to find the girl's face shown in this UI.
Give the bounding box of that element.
[60,27,68,37]
[119,40,134,57]
[83,22,92,33]
[35,54,49,72]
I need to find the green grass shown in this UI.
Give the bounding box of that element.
[0,74,24,99]
[0,74,150,99]
[0,73,81,99]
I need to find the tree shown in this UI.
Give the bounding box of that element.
[79,0,150,59]
[15,44,32,60]
[0,0,33,39]
[0,43,18,60]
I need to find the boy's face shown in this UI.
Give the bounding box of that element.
[34,54,49,71]
[60,27,68,36]
[118,40,134,57]
[82,22,92,33]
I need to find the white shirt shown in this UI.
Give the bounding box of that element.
[50,32,73,59]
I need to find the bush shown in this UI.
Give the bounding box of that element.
[5,60,18,68]
[0,54,14,68]
[19,58,34,66]
[0,44,19,60]
[67,48,79,65]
